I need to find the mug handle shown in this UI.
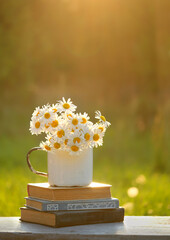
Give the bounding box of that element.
[26,147,48,177]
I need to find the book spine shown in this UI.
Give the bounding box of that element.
[43,199,119,211]
[55,208,124,227]
[25,198,119,211]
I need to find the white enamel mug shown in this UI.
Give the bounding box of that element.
[26,147,93,187]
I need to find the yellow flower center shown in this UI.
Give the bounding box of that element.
[57,129,65,138]
[81,118,87,124]
[35,121,40,128]
[45,145,51,151]
[84,133,90,141]
[36,111,40,116]
[73,137,81,144]
[71,145,79,152]
[54,142,61,149]
[45,124,50,128]
[98,126,104,132]
[93,134,100,141]
[63,103,70,109]
[64,139,68,145]
[51,120,59,128]
[44,112,51,119]
[72,118,78,125]
[100,115,106,122]
[53,108,57,113]
[67,114,72,118]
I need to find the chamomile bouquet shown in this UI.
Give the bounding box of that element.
[30,98,111,155]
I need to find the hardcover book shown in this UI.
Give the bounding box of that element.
[27,182,111,201]
[25,197,119,211]
[20,207,124,227]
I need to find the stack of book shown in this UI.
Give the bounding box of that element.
[20,182,124,227]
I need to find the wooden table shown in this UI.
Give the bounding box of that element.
[0,216,169,240]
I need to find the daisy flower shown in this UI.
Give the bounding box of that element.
[67,141,83,155]
[67,113,81,130]
[55,123,69,140]
[58,97,77,113]
[91,125,104,148]
[63,138,69,149]
[69,129,84,145]
[40,140,52,152]
[48,115,62,133]
[61,112,74,122]
[29,116,44,135]
[41,106,56,124]
[45,133,53,143]
[79,112,90,125]
[97,123,106,133]
[51,103,59,114]
[95,110,111,127]
[81,124,93,148]
[50,135,64,151]
[32,106,42,118]
[43,122,51,133]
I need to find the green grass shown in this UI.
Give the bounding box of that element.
[0,112,170,216]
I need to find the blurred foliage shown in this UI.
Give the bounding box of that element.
[0,0,170,107]
[0,0,170,216]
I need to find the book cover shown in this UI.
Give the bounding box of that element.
[27,182,112,201]
[20,207,124,227]
[25,197,119,211]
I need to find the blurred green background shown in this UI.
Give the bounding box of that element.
[0,0,170,216]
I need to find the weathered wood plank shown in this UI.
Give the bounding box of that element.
[0,216,169,240]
